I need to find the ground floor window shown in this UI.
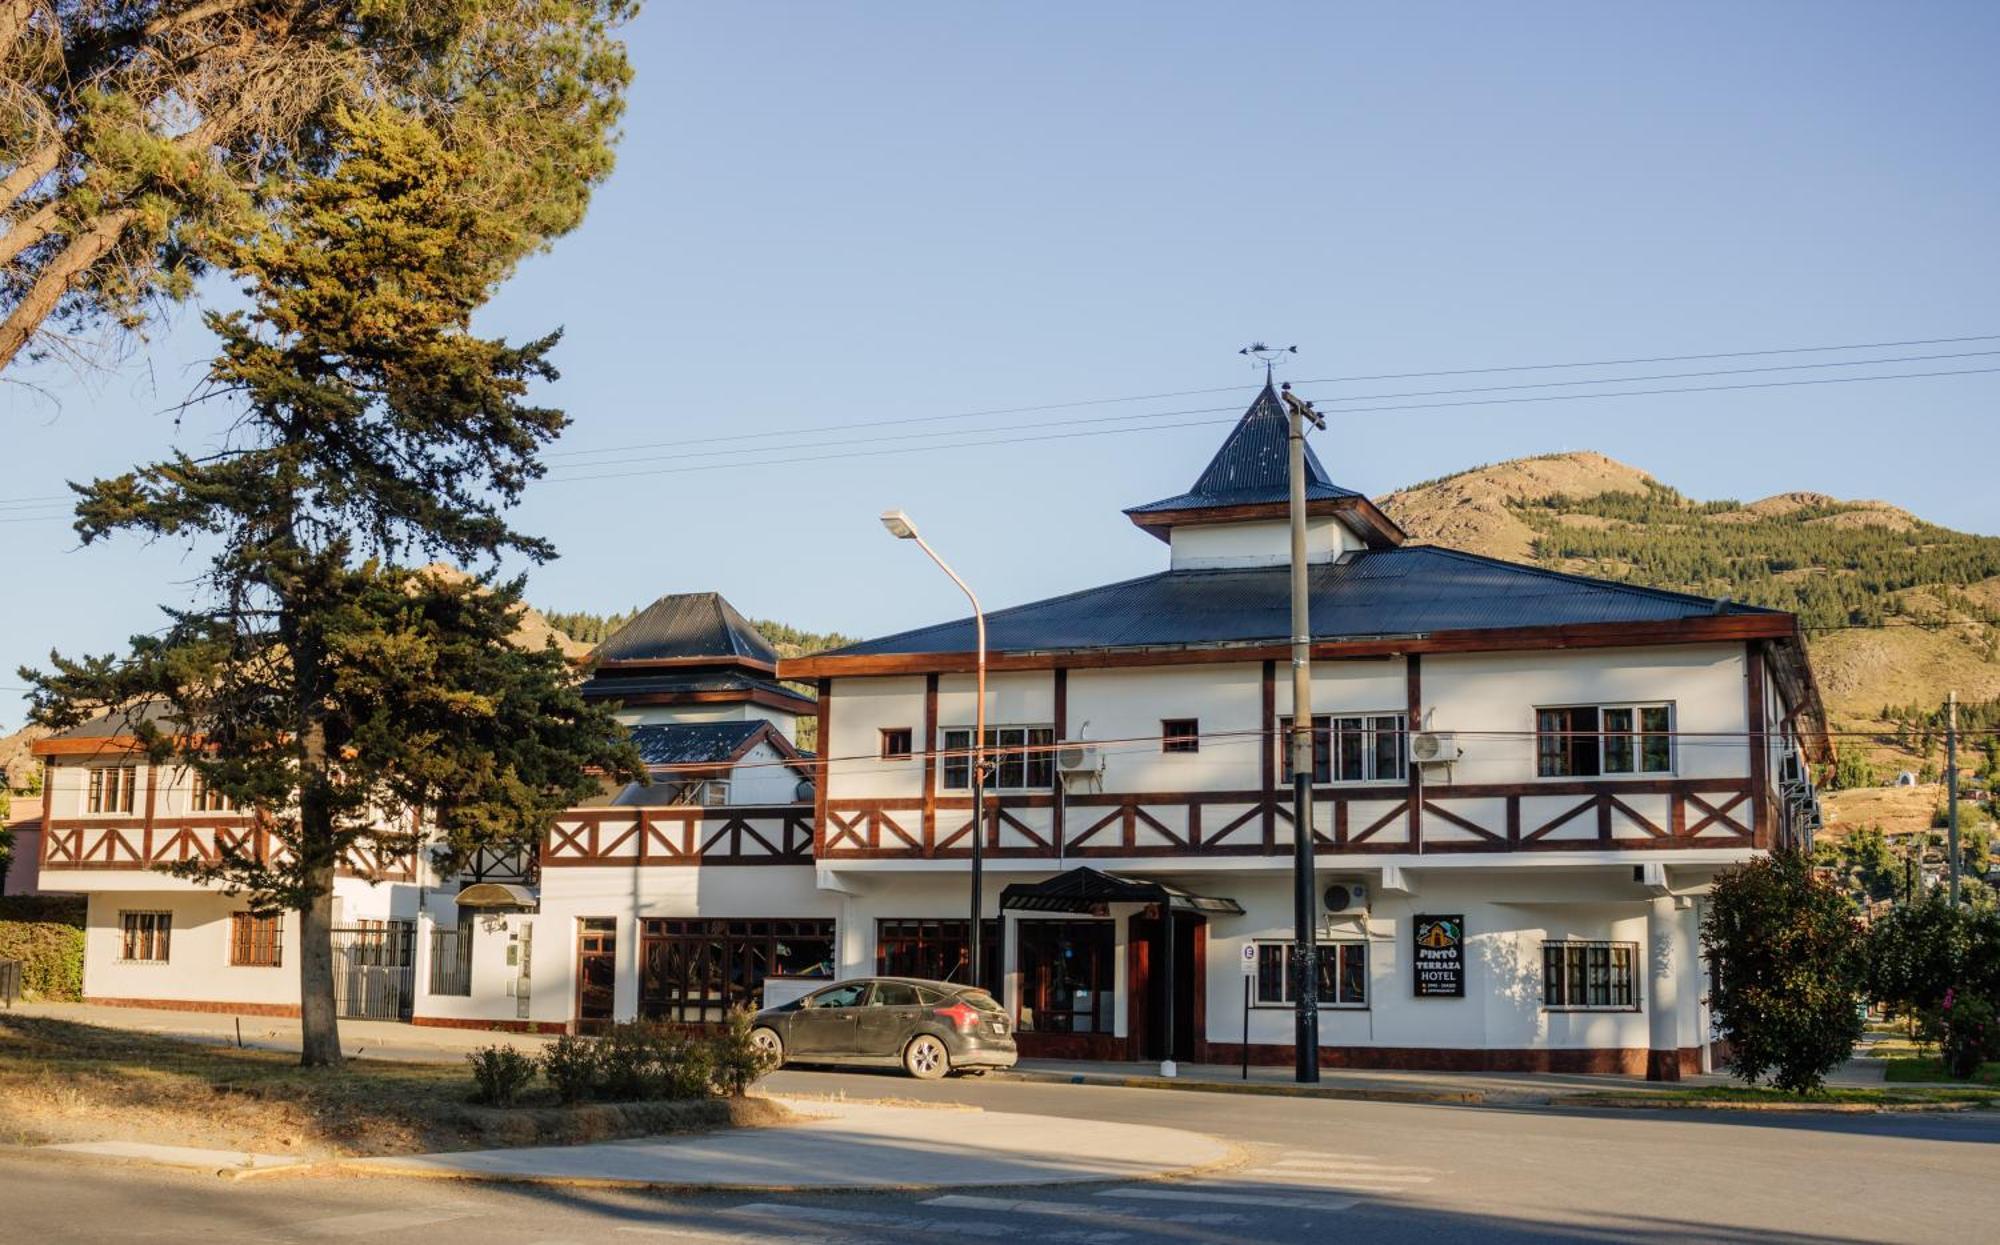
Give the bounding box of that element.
[875,918,1000,995]
[638,918,836,1023]
[1016,919,1115,1033]
[119,911,171,962]
[1543,940,1639,1010]
[1253,941,1367,1007]
[230,911,283,967]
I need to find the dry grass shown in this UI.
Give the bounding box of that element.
[0,1016,786,1160]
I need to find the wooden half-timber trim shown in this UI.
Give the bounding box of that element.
[592,686,817,715]
[1405,654,1422,852]
[39,814,416,881]
[778,613,1801,678]
[818,777,1754,860]
[542,805,815,867]
[592,654,780,675]
[1746,642,1769,849]
[921,673,939,845]
[32,736,150,757]
[1125,495,1406,549]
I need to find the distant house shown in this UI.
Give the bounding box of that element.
[3,793,52,897]
[1895,771,1919,787]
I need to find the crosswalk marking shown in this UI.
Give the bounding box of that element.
[726,1202,1133,1243]
[923,1194,1246,1225]
[295,1205,481,1237]
[1097,1187,1361,1212]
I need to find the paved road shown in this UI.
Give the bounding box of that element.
[3,1068,1994,1244]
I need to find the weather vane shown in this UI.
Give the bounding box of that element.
[1238,342,1297,382]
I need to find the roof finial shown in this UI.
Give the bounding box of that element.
[1238,342,1297,385]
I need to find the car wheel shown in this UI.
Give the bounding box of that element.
[902,1033,950,1080]
[750,1026,785,1067]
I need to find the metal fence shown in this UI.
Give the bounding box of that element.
[428,927,472,997]
[0,959,20,1008]
[331,924,414,1021]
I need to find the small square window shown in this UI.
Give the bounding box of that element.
[880,728,914,760]
[1161,719,1199,754]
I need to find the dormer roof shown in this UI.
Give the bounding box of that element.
[1122,382,1405,548]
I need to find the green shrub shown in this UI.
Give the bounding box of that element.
[708,1004,778,1096]
[1704,851,1867,1094]
[539,1033,602,1104]
[1930,990,2000,1079]
[595,1020,717,1101]
[466,1044,536,1107]
[0,896,86,1001]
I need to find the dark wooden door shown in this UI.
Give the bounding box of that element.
[575,918,616,1030]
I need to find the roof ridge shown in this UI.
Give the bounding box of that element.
[818,568,1176,656]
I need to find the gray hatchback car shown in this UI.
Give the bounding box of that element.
[750,977,1017,1079]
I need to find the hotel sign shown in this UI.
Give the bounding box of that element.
[1413,914,1464,997]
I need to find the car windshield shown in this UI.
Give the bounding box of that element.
[957,990,1005,1013]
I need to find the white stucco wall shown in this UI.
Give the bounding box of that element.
[1168,516,1362,570]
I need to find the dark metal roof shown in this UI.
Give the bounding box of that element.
[594,593,779,665]
[826,545,1782,658]
[46,699,183,741]
[1124,382,1364,515]
[577,668,812,705]
[627,720,770,767]
[1001,867,1245,915]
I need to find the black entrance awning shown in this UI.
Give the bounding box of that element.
[999,866,1244,916]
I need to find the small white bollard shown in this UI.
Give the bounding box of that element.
[1159,1059,1178,1078]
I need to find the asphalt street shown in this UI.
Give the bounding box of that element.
[3,1067,1995,1244]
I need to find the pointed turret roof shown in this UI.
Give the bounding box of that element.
[593,592,780,666]
[1122,382,1405,546]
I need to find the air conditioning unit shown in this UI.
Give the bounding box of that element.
[1323,881,1370,915]
[1057,742,1101,774]
[1409,730,1461,767]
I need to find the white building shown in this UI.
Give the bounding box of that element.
[782,383,1829,1079]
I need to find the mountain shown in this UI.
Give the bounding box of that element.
[1383,452,2000,836]
[539,607,854,661]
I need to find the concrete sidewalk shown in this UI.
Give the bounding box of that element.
[1003,1058,1732,1104]
[11,1001,557,1063]
[344,1097,1237,1191]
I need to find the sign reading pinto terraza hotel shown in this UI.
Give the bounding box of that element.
[1413,914,1465,997]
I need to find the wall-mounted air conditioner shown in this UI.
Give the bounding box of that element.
[1409,730,1462,767]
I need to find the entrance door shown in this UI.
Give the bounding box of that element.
[1131,911,1201,1062]
[576,918,617,1031]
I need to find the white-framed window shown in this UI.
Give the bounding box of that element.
[190,771,234,813]
[119,911,172,963]
[87,764,138,814]
[940,726,1055,792]
[1252,940,1368,1008]
[1535,704,1674,778]
[1543,940,1639,1010]
[1278,714,1407,784]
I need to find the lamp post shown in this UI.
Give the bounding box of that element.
[882,509,988,986]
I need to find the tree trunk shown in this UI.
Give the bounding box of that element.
[295,853,342,1067]
[0,205,134,372]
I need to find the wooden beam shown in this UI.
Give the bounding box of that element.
[1746,642,1769,849]
[1406,653,1423,852]
[922,673,939,846]
[1260,659,1276,848]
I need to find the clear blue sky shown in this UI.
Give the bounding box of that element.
[5,1,1999,730]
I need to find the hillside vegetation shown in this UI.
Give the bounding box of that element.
[541,608,854,659]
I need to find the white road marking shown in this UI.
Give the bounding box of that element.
[1272,1152,1381,1163]
[1273,1157,1435,1174]
[1269,1167,1436,1183]
[923,1193,1245,1224]
[1097,1188,1361,1211]
[295,1205,481,1236]
[727,1203,1125,1242]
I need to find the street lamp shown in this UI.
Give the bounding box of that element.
[881,509,988,987]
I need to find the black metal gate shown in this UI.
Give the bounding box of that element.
[331,923,415,1021]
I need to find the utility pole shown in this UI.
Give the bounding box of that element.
[1947,690,1961,906]
[1279,375,1324,1086]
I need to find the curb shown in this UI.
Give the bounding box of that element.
[992,1068,1486,1105]
[1562,1096,1998,1114]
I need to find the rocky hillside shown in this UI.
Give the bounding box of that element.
[1382,452,2000,815]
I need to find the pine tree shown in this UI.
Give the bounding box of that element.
[23,108,641,1067]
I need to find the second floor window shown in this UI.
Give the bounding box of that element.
[87,765,138,814]
[880,728,914,760]
[1536,704,1674,778]
[941,726,1054,791]
[1161,719,1200,753]
[1279,714,1407,784]
[190,771,234,812]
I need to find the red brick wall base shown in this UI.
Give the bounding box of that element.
[410,1015,568,1035]
[84,996,301,1018]
[1198,1041,1704,1077]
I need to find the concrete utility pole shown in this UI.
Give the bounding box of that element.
[1280,381,1325,1085]
[1947,690,1961,906]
